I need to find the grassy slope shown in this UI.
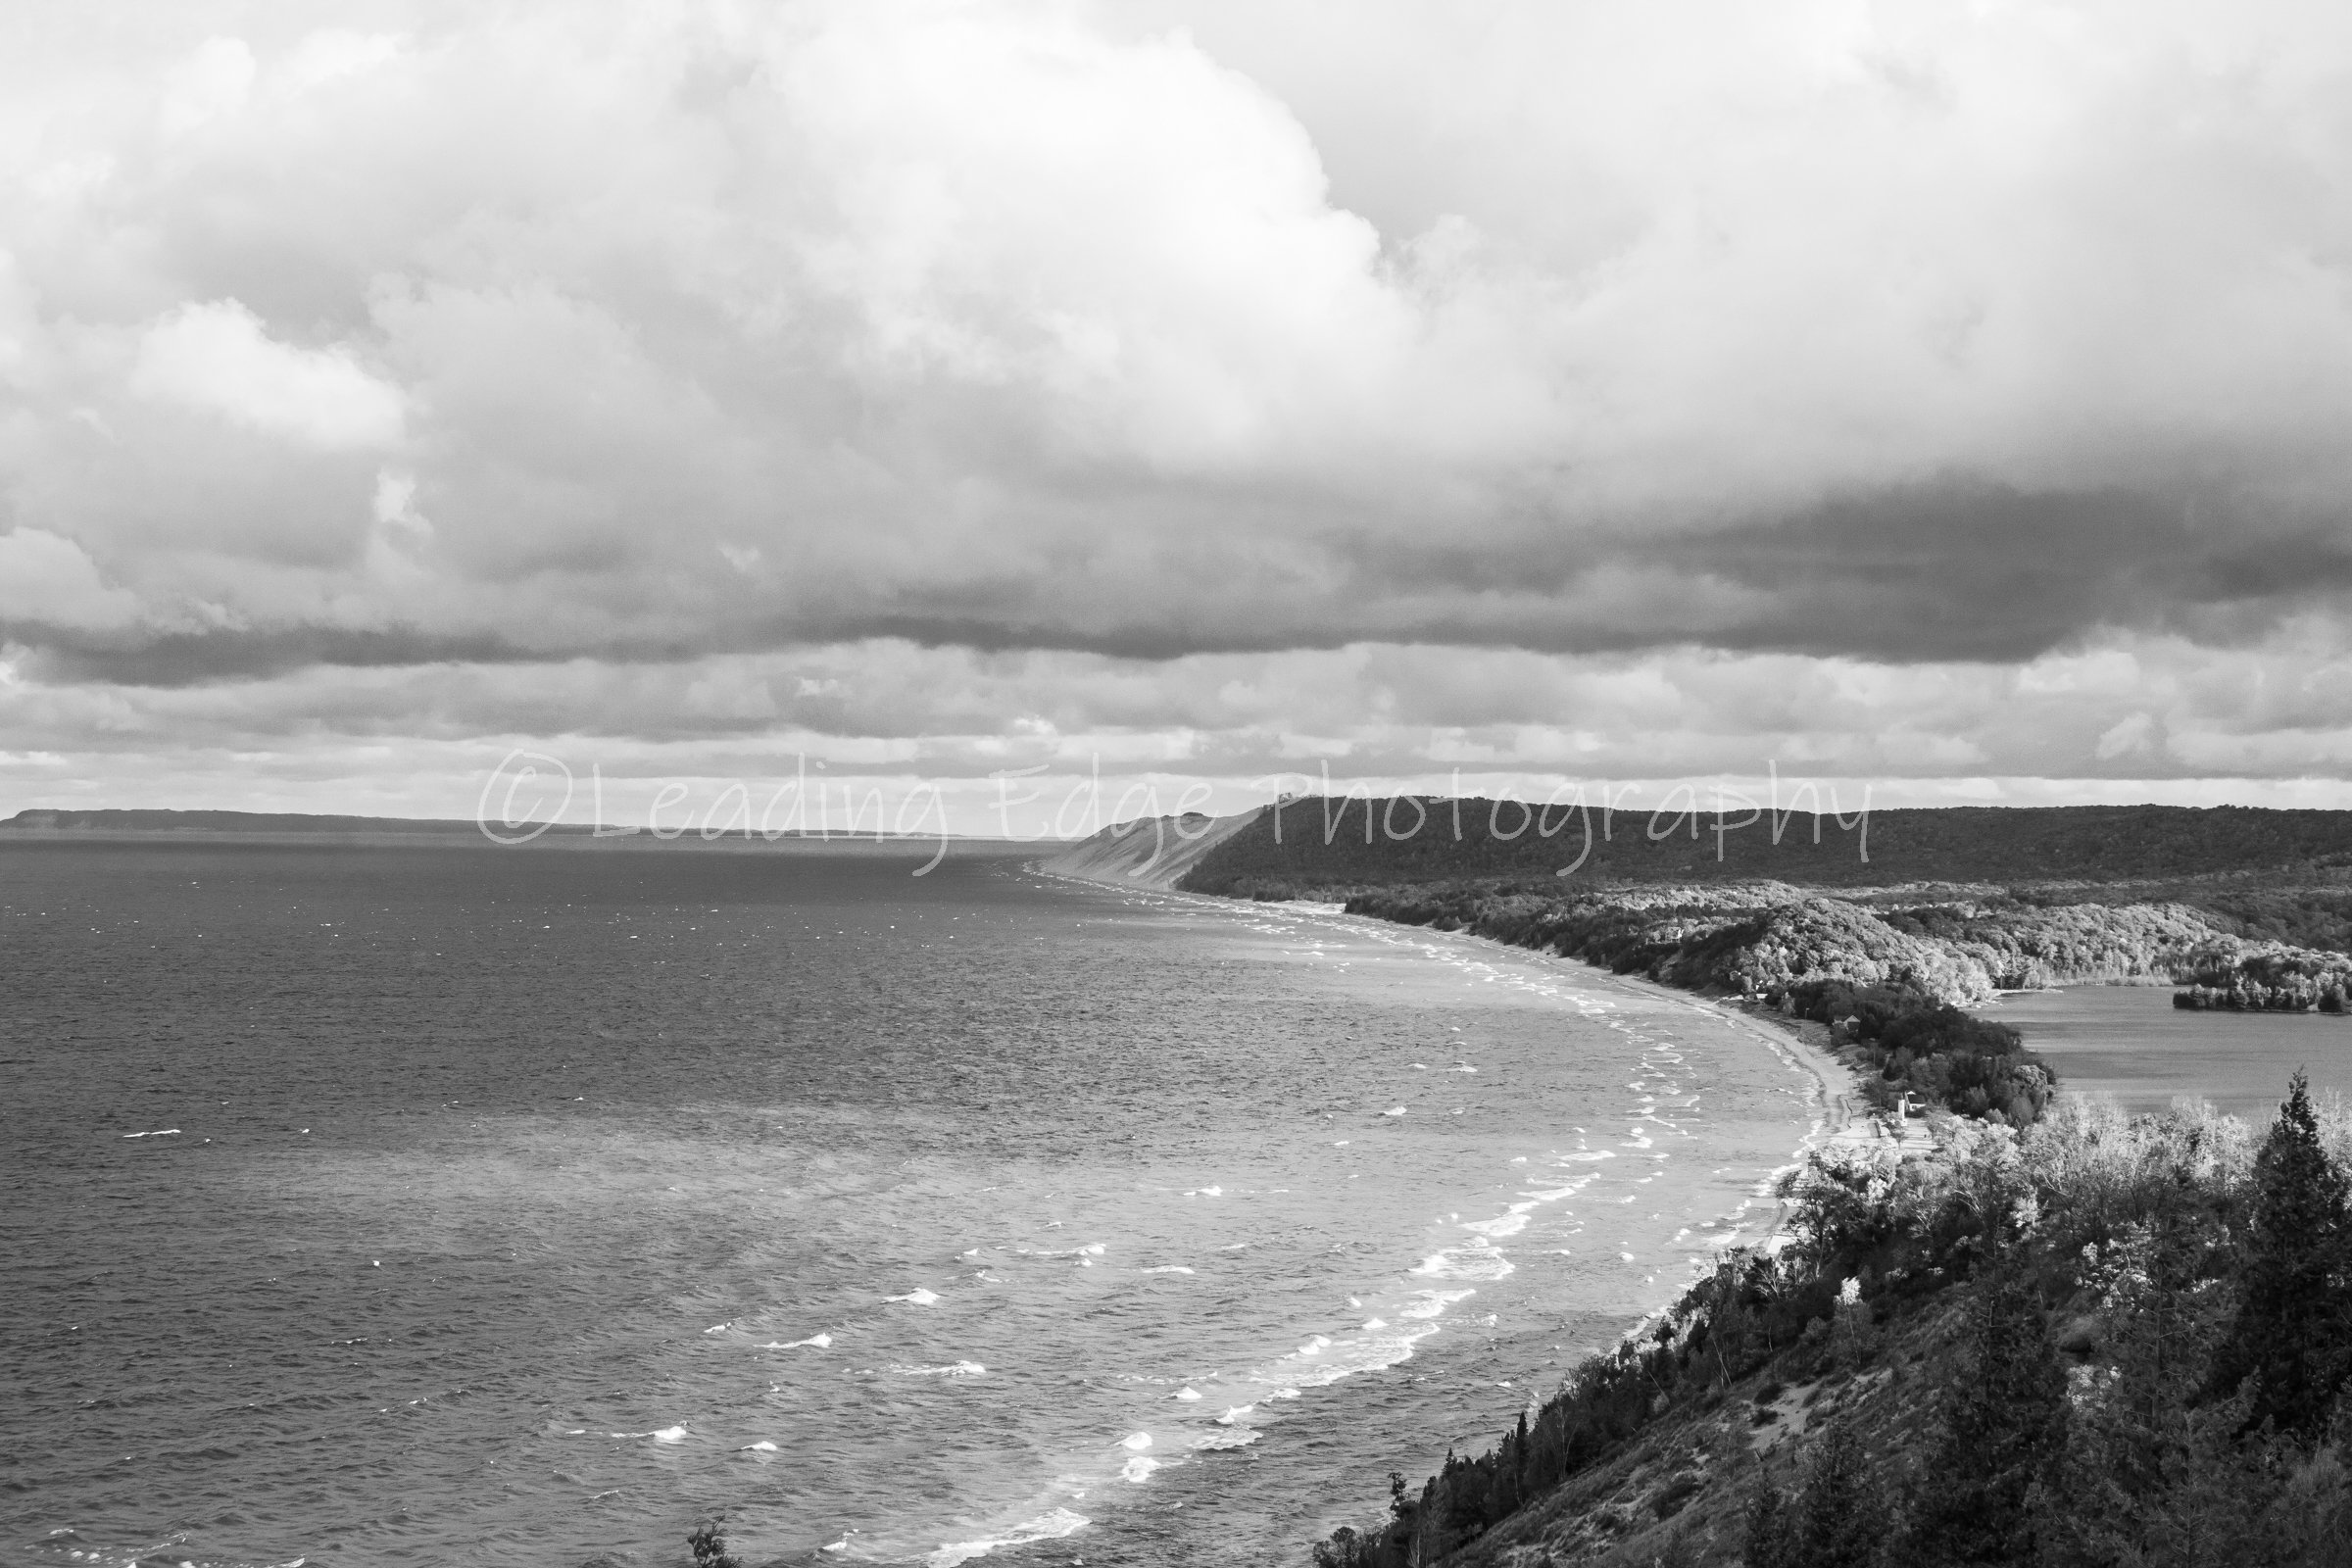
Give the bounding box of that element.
[1437,1311,1950,1567]
[1328,1095,2352,1568]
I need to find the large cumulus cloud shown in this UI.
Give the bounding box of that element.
[4,0,2352,812]
[6,0,2351,666]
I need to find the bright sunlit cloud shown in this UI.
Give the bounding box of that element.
[4,0,2350,812]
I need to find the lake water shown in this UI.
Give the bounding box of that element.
[1,841,1820,1568]
[1980,986,2352,1120]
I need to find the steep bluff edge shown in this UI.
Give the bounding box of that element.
[1035,807,1264,891]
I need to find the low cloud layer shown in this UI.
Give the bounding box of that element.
[4,1,2350,808]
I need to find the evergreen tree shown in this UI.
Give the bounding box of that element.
[1746,1419,1878,1568]
[2052,1218,2262,1566]
[1742,1472,1800,1568]
[1906,1268,2068,1564]
[2209,1069,2352,1442]
[1798,1418,1879,1568]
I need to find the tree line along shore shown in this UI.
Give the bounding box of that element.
[1145,799,2352,1566]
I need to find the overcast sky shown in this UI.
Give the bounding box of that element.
[5,0,2352,829]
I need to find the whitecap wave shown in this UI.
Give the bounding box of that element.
[1398,1288,1475,1321]
[892,1361,986,1378]
[888,1288,943,1305]
[760,1332,831,1349]
[1259,1323,1439,1389]
[925,1507,1089,1567]
[1410,1239,1515,1282]
[1461,1212,1528,1239]
[1140,1266,1195,1275]
[1191,1429,1261,1450]
[1122,1455,1161,1483]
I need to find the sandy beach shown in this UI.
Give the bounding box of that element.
[1709,1003,1927,1159]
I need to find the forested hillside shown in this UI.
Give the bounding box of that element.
[1180,798,2352,897]
[1179,796,2352,1031]
[1345,884,2075,1122]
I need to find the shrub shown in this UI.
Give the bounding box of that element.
[687,1523,742,1568]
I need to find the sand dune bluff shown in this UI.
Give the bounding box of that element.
[1035,808,1261,890]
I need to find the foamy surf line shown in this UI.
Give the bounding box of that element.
[1022,871,1861,1520]
[1193,886,1871,1325]
[1697,1004,1904,1248]
[923,1506,1090,1567]
[1201,885,1873,1222]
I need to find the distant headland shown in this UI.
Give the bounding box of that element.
[0,807,1029,854]
[2,808,493,835]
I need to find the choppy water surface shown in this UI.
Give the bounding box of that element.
[2,842,1816,1567]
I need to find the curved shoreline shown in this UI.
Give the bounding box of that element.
[1701,999,1910,1157]
[1020,868,1922,1557]
[1030,860,1910,1194]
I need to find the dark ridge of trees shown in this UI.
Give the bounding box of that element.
[1178,798,2352,897]
[1313,1075,2352,1567]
